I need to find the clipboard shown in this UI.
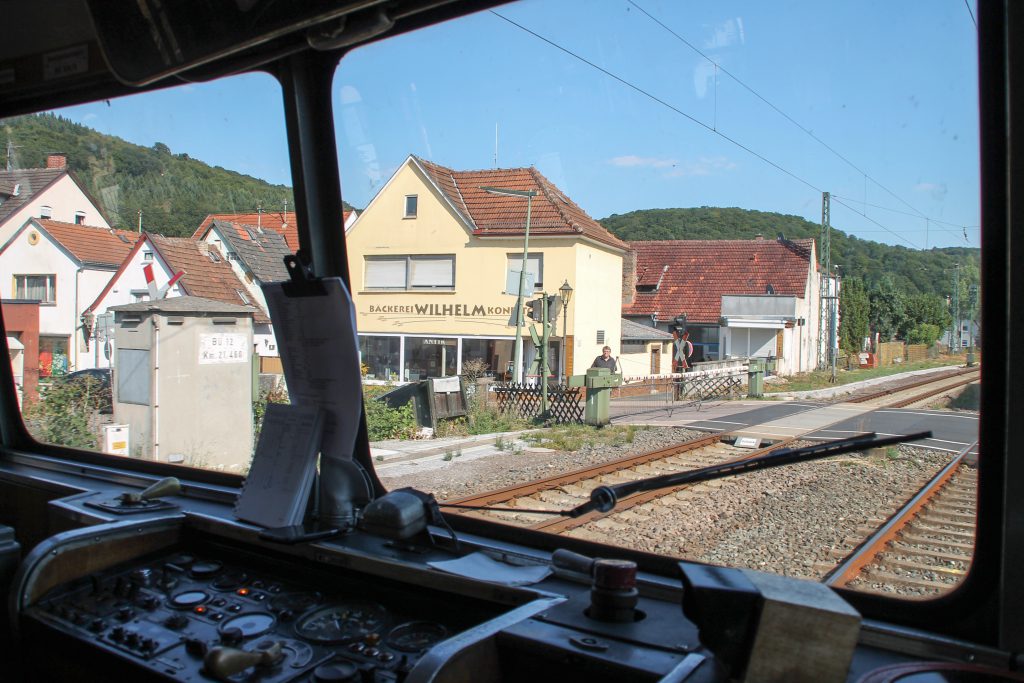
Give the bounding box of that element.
[262,255,364,465]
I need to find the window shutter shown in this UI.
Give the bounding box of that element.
[409,257,453,288]
[365,259,407,288]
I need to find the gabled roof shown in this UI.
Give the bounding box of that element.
[193,210,356,252]
[624,237,816,323]
[208,219,290,283]
[31,219,139,267]
[147,234,270,323]
[621,318,674,341]
[412,156,628,252]
[0,168,64,224]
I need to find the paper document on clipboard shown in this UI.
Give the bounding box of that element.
[262,277,363,462]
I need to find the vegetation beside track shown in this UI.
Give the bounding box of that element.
[765,355,969,393]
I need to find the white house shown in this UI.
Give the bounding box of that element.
[0,154,111,245]
[0,218,139,374]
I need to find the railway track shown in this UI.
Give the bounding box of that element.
[441,434,794,531]
[845,367,980,408]
[824,442,977,597]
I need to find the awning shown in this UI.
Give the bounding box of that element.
[719,317,790,330]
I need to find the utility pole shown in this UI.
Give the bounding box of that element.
[952,262,961,352]
[818,192,831,370]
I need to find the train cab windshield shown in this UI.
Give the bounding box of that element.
[0,1,1018,682]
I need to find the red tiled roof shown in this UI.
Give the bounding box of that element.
[414,157,628,251]
[194,210,355,252]
[148,234,270,323]
[623,238,816,323]
[34,219,139,266]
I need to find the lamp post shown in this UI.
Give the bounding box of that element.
[558,279,573,384]
[481,186,537,383]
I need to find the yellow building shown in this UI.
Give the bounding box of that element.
[346,156,627,382]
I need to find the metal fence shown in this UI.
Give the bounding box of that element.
[609,367,747,420]
[492,382,584,424]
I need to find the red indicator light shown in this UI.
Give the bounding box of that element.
[236,588,250,596]
[194,606,207,614]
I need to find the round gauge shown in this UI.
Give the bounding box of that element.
[170,590,209,609]
[270,591,322,615]
[294,602,389,644]
[189,561,223,579]
[219,612,276,639]
[386,621,448,653]
[211,570,249,591]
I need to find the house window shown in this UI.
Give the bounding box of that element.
[364,255,454,290]
[235,289,251,305]
[39,205,52,219]
[506,253,543,291]
[404,195,418,218]
[74,211,86,225]
[143,251,154,261]
[227,251,239,261]
[13,274,56,304]
[130,290,150,303]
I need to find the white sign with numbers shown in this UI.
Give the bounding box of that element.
[199,333,248,364]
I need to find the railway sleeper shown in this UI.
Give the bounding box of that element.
[859,568,956,591]
[898,533,975,551]
[878,557,969,576]
[920,510,977,524]
[890,542,972,563]
[906,524,976,540]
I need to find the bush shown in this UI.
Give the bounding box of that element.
[364,397,416,441]
[253,385,289,443]
[25,377,110,449]
[465,398,529,435]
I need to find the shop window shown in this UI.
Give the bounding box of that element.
[38,335,69,377]
[364,256,454,290]
[404,195,418,218]
[461,338,513,378]
[359,335,401,380]
[405,337,457,380]
[506,253,543,290]
[13,274,56,304]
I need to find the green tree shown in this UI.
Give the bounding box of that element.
[839,277,870,352]
[903,293,951,339]
[869,276,909,340]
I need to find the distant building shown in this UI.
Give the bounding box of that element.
[0,218,139,375]
[346,155,627,381]
[192,209,357,253]
[619,318,674,376]
[84,233,269,369]
[0,154,111,245]
[622,236,820,375]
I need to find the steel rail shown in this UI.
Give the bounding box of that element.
[885,376,980,408]
[823,440,977,588]
[846,367,979,404]
[530,437,797,534]
[440,432,723,512]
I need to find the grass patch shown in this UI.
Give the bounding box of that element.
[765,356,966,393]
[523,424,640,452]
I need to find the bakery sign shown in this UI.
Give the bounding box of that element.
[366,303,515,317]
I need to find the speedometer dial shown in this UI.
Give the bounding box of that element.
[386,621,448,653]
[293,601,389,644]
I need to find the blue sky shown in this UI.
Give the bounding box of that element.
[56,0,979,249]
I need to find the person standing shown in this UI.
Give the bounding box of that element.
[591,346,619,372]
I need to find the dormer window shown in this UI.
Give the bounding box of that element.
[40,205,52,219]
[404,195,418,218]
[74,211,86,225]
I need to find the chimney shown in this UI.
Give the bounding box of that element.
[754,233,763,241]
[622,249,637,306]
[46,154,67,169]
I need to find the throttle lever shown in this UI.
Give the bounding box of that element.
[203,642,283,680]
[120,477,181,505]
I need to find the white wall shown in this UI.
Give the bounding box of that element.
[573,242,624,374]
[0,175,111,244]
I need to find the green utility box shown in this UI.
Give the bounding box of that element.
[569,368,622,426]
[748,359,765,398]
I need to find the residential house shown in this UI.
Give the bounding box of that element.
[622,236,821,375]
[0,154,111,245]
[193,219,291,367]
[0,218,139,375]
[84,233,270,369]
[346,155,627,381]
[192,208,358,253]
[619,318,674,376]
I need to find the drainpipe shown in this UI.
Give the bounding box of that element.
[152,315,160,461]
[74,267,82,371]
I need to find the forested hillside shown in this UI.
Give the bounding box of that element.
[1,113,351,237]
[600,207,979,301]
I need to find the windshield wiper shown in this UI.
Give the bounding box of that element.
[566,431,933,518]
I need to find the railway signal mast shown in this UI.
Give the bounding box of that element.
[819,192,838,380]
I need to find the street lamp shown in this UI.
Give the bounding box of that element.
[481,186,537,384]
[558,279,573,384]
